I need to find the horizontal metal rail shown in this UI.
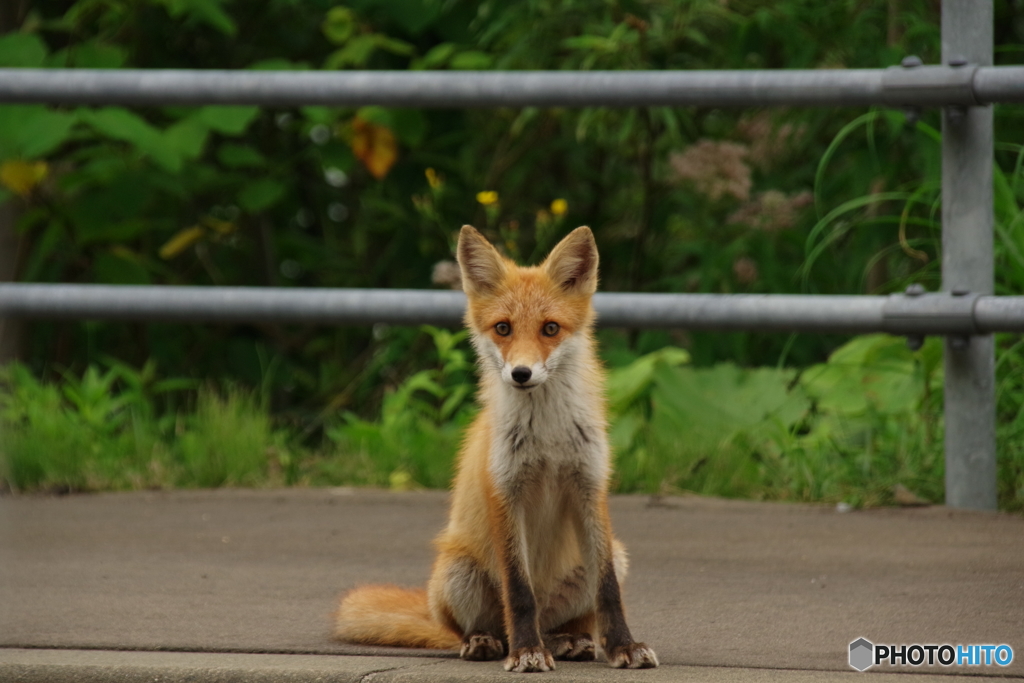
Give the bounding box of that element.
[2,66,1023,107]
[2,284,1022,334]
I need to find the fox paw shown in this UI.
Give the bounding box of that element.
[460,632,505,661]
[545,633,596,661]
[607,642,659,669]
[504,646,555,673]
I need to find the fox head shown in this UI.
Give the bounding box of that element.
[457,224,598,391]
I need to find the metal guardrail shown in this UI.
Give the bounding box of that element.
[0,0,1015,510]
[2,284,1023,335]
[2,65,1024,107]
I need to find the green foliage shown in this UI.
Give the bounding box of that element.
[2,0,1023,508]
[0,362,170,491]
[995,335,1024,512]
[0,361,283,491]
[176,389,276,487]
[319,326,475,490]
[609,334,951,507]
[3,327,1023,511]
[8,0,1015,405]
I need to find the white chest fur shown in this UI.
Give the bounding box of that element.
[478,335,610,496]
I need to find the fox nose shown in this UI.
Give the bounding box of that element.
[511,366,532,384]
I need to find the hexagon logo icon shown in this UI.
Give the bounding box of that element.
[849,637,874,671]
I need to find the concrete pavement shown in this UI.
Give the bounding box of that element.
[1,488,1022,681]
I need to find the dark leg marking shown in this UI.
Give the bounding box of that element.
[597,558,658,668]
[499,523,553,672]
[596,559,633,653]
[504,562,541,651]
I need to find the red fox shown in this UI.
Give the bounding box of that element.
[335,225,658,672]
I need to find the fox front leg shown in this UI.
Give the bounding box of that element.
[495,510,555,673]
[578,500,658,669]
[594,558,658,668]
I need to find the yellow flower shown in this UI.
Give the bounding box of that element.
[425,167,443,189]
[476,190,499,206]
[0,159,48,197]
[550,198,568,216]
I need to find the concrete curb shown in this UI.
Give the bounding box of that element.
[2,649,1016,683]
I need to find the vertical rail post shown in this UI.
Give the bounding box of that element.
[941,0,997,509]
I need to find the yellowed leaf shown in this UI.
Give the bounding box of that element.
[200,216,236,235]
[350,117,397,180]
[0,159,48,197]
[159,226,204,260]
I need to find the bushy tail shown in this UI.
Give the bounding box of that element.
[335,585,460,650]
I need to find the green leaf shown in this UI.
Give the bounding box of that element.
[78,107,181,172]
[606,346,690,415]
[651,363,808,450]
[21,220,65,281]
[318,141,355,172]
[417,43,457,69]
[0,33,48,67]
[164,118,209,160]
[237,179,286,213]
[79,219,152,245]
[322,6,356,45]
[994,164,1020,227]
[156,0,237,35]
[217,143,265,168]
[324,34,379,69]
[562,35,617,52]
[66,173,154,244]
[375,35,414,56]
[609,408,646,454]
[377,0,439,35]
[94,250,152,285]
[800,335,921,416]
[48,41,127,68]
[197,106,259,135]
[301,106,341,125]
[449,51,492,70]
[0,106,77,159]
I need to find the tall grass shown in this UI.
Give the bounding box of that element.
[0,363,280,492]
[176,389,275,487]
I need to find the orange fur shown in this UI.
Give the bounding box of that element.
[335,585,459,649]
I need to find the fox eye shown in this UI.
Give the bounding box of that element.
[542,322,560,337]
[495,322,511,336]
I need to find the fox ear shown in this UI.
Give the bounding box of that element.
[457,225,506,295]
[543,226,598,295]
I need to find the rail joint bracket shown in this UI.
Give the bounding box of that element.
[882,64,978,108]
[883,290,980,344]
